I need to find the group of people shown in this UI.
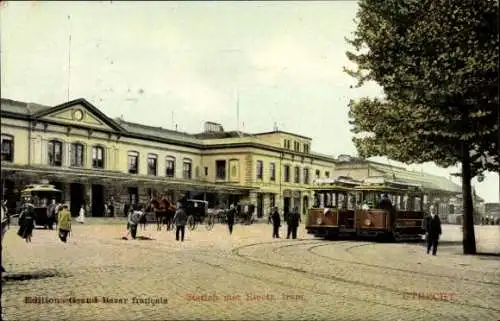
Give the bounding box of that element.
[15,202,74,244]
[122,202,189,242]
[269,207,301,239]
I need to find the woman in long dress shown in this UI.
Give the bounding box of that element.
[17,204,35,243]
[76,205,85,224]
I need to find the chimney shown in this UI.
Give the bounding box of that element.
[204,121,224,133]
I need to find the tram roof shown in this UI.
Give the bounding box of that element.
[21,184,62,193]
[311,185,355,192]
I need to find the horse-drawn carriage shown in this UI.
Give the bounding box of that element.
[185,199,217,231]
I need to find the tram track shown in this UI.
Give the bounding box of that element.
[305,242,500,287]
[230,240,500,316]
[8,231,498,319]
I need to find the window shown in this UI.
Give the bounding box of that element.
[303,144,310,153]
[256,160,263,179]
[284,139,291,149]
[294,166,300,183]
[1,135,14,162]
[165,156,175,177]
[284,165,290,182]
[315,169,320,179]
[128,151,139,174]
[204,167,208,176]
[92,146,105,169]
[216,160,226,179]
[48,140,63,167]
[294,141,300,152]
[303,168,310,185]
[70,143,84,167]
[269,162,276,181]
[183,159,192,179]
[325,171,330,178]
[147,154,158,176]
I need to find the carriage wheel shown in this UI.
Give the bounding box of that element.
[205,216,215,231]
[187,215,196,231]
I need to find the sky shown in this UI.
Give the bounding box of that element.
[1,1,498,202]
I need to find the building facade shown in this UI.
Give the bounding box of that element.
[2,98,474,220]
[1,98,337,217]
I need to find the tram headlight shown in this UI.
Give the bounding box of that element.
[316,217,322,225]
[364,219,371,226]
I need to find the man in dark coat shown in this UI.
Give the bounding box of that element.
[173,202,188,241]
[226,204,236,235]
[270,207,281,238]
[287,207,301,239]
[422,205,442,255]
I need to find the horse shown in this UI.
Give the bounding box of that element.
[150,197,176,231]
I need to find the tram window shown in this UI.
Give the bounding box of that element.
[314,193,321,207]
[338,194,347,209]
[348,193,356,210]
[325,193,332,207]
[414,197,422,211]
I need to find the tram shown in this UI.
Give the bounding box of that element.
[355,177,426,241]
[306,176,362,239]
[21,184,63,228]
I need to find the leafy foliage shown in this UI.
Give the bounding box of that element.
[345,0,499,177]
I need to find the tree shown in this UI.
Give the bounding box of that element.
[345,0,499,254]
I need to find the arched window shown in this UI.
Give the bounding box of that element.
[165,156,175,178]
[128,151,139,174]
[1,134,14,162]
[48,139,63,167]
[92,145,105,169]
[183,158,192,179]
[70,142,85,167]
[147,153,158,176]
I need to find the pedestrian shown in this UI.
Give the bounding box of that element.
[123,205,142,240]
[287,207,301,239]
[173,202,187,242]
[76,205,85,224]
[422,205,442,256]
[226,204,236,235]
[17,203,35,243]
[46,199,57,229]
[57,204,72,243]
[271,207,281,238]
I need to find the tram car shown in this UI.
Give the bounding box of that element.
[354,177,426,241]
[306,176,362,239]
[20,184,63,229]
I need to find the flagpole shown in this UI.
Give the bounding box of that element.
[67,15,72,101]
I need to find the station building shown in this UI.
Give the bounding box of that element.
[1,97,478,220]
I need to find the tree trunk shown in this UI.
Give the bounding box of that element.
[461,141,477,255]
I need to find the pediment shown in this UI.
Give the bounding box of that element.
[34,99,125,133]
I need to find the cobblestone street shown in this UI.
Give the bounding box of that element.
[2,222,500,321]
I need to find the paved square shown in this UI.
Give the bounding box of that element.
[2,222,500,320]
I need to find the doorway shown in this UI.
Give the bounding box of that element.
[127,187,139,205]
[284,197,291,214]
[303,196,309,215]
[70,183,85,217]
[91,184,105,217]
[257,193,264,218]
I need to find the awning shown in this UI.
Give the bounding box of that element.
[1,164,255,195]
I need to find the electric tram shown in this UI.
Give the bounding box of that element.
[306,176,426,241]
[354,177,426,241]
[306,176,361,239]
